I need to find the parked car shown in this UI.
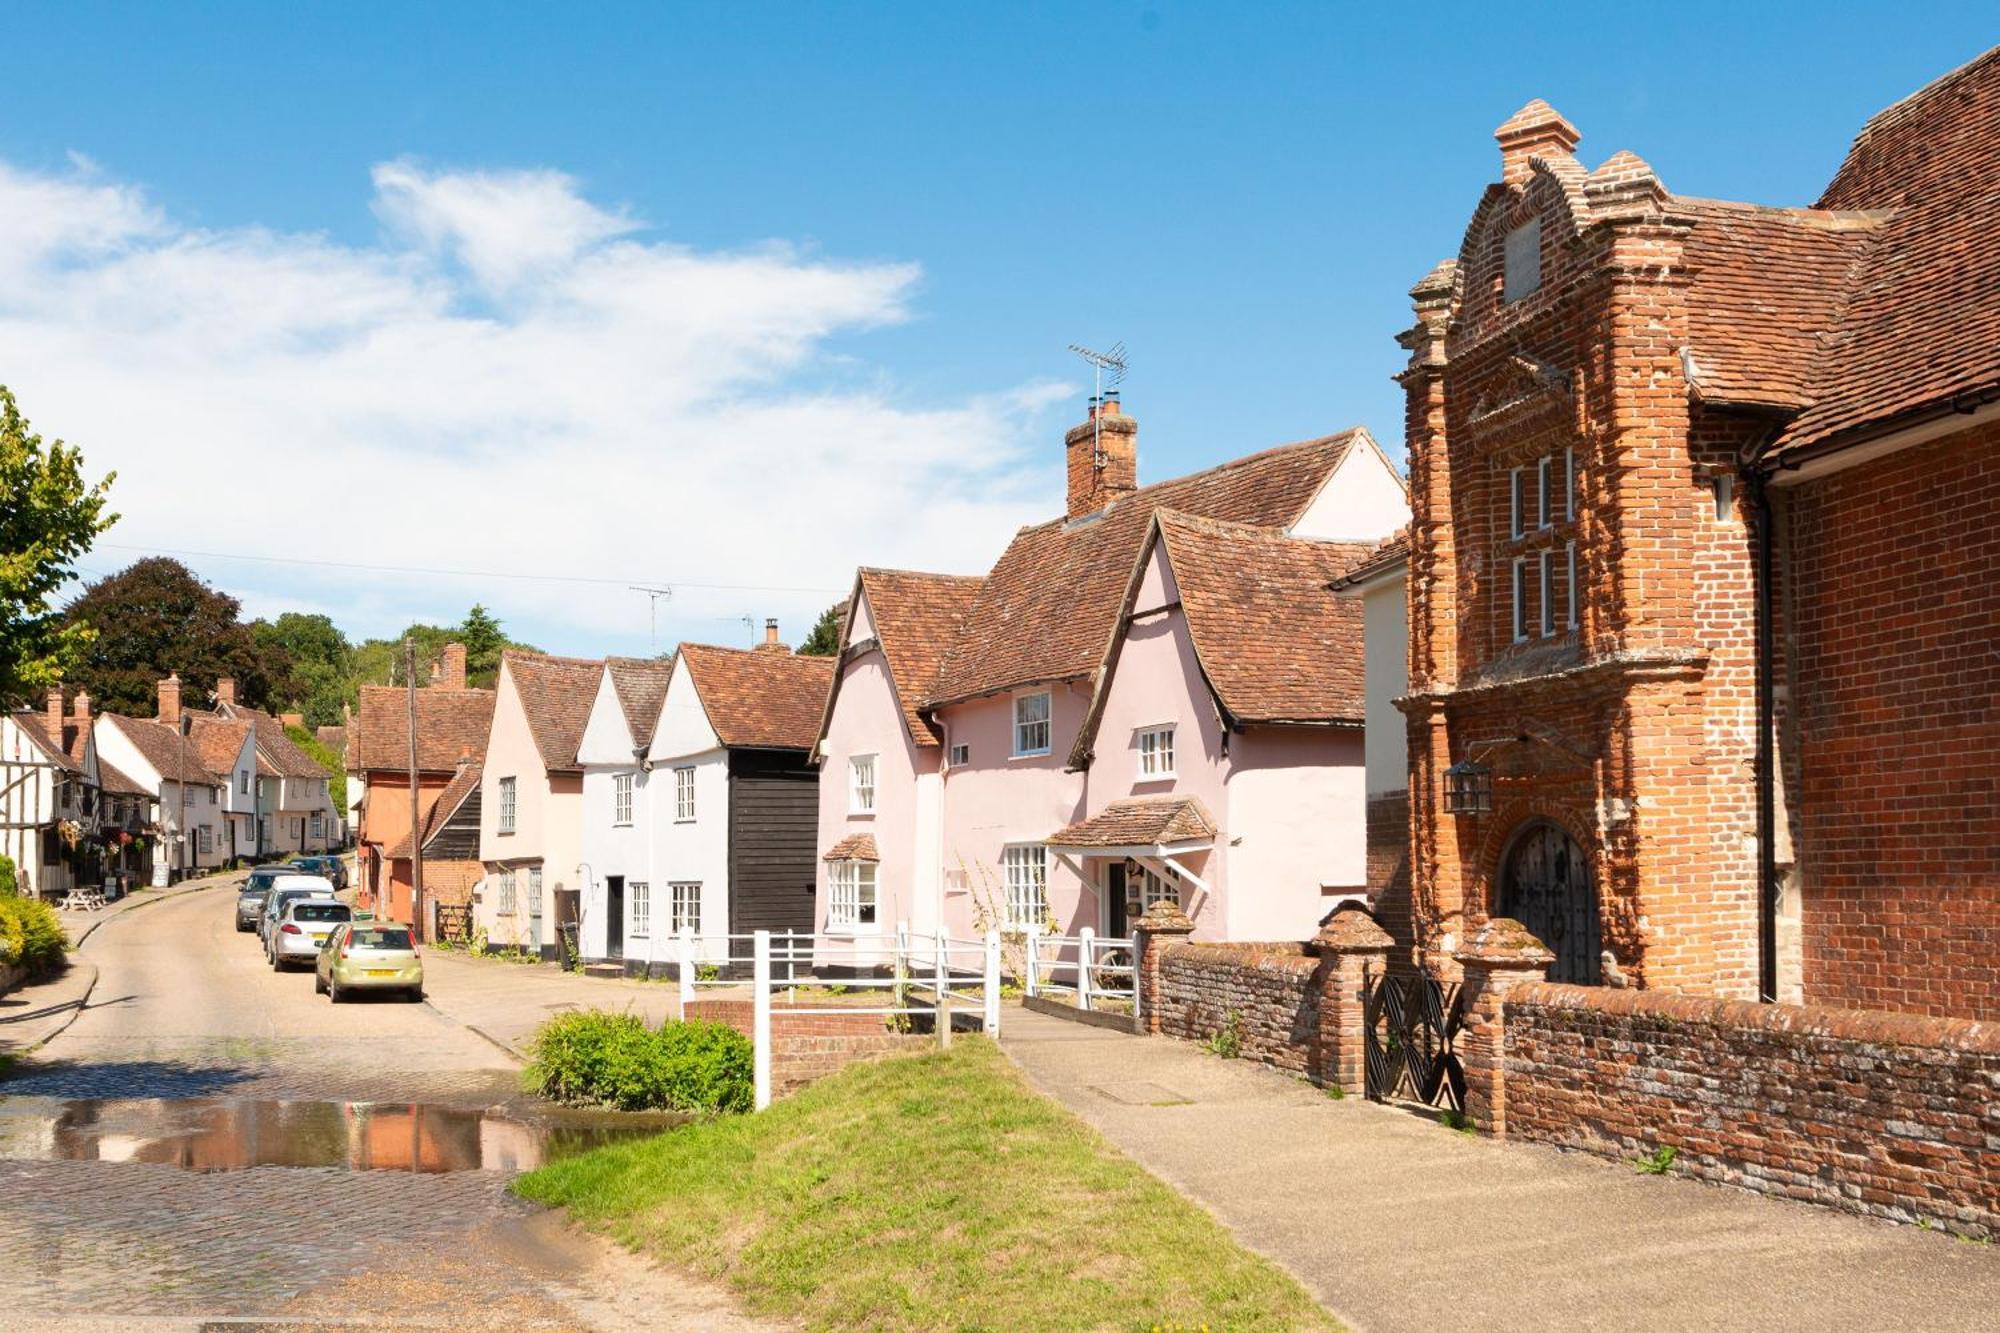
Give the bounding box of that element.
[270,899,354,971]
[236,866,294,931]
[289,854,348,892]
[316,923,423,1003]
[258,874,338,950]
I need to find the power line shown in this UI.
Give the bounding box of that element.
[93,543,847,596]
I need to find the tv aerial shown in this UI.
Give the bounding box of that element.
[1068,342,1129,466]
[629,585,673,650]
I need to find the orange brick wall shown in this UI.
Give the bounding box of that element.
[683,998,931,1096]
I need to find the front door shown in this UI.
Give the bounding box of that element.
[1497,822,1600,984]
[606,876,625,960]
[1105,863,1128,937]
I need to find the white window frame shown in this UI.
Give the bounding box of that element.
[1540,549,1556,638]
[309,812,322,838]
[1565,447,1577,521]
[1511,557,1529,643]
[238,769,249,796]
[497,868,516,914]
[528,865,543,915]
[948,742,969,767]
[1566,541,1580,630]
[1509,467,1526,539]
[674,766,696,822]
[1136,724,1176,779]
[1013,691,1052,758]
[669,881,702,935]
[196,826,212,853]
[1537,456,1553,529]
[613,772,634,826]
[1712,473,1734,523]
[1001,844,1048,931]
[849,753,877,814]
[497,776,517,834]
[630,880,651,937]
[826,860,877,929]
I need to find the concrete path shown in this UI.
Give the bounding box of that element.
[1000,1004,2000,1333]
[420,948,685,1060]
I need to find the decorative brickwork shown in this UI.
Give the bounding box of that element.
[1455,918,1555,1135]
[1502,983,1999,1239]
[1153,942,1322,1076]
[1310,909,1394,1093]
[1133,899,1195,1034]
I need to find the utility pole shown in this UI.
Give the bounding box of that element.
[405,637,425,944]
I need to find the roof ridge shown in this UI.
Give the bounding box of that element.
[1849,43,2000,145]
[504,649,603,669]
[860,566,986,583]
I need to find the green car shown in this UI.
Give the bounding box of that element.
[315,922,424,1003]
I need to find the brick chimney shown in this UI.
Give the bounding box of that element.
[1064,393,1138,520]
[755,618,789,654]
[433,643,467,690]
[46,687,63,739]
[215,677,236,708]
[157,672,182,723]
[1495,98,1580,187]
[278,711,304,728]
[70,689,91,723]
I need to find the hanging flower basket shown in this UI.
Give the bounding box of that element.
[57,819,84,850]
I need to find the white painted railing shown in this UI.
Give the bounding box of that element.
[1022,925,1137,1015]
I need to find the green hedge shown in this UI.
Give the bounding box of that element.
[525,1010,752,1113]
[0,885,69,978]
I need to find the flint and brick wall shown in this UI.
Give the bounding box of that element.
[1153,942,1322,1076]
[1503,983,1998,1237]
[684,998,931,1097]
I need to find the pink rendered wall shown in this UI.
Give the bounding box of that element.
[816,650,935,936]
[1225,726,1368,940]
[934,683,1093,936]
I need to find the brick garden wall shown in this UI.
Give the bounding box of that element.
[1154,942,1322,1076]
[1502,983,1998,1238]
[684,998,930,1097]
[1366,792,1414,969]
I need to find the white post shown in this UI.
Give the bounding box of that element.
[752,929,772,1111]
[1078,926,1096,1011]
[933,933,950,1050]
[1024,922,1042,998]
[983,928,1001,1036]
[894,919,909,1008]
[676,926,695,1021]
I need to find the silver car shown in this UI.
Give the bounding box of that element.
[235,867,290,931]
[259,875,337,951]
[271,899,354,970]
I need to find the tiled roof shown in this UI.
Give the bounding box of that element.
[852,568,985,746]
[181,715,251,780]
[9,711,82,773]
[96,759,151,798]
[1330,528,1411,589]
[933,431,1367,705]
[1046,797,1218,849]
[219,702,330,779]
[503,651,603,775]
[1776,46,2000,452]
[386,761,482,859]
[604,656,675,751]
[822,832,880,862]
[99,713,222,787]
[678,643,835,751]
[1149,512,1374,726]
[351,684,495,774]
[315,725,346,756]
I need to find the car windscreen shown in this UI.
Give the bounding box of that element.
[348,928,414,951]
[273,889,328,911]
[290,903,351,923]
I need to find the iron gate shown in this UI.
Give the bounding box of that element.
[1362,969,1466,1111]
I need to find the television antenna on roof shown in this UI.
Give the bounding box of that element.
[1068,341,1128,468]
[629,585,673,650]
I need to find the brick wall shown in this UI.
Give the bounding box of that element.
[1785,419,2000,1020]
[1366,792,1414,968]
[1154,942,1321,1076]
[1503,983,1998,1238]
[683,998,931,1097]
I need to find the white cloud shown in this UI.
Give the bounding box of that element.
[0,154,1064,651]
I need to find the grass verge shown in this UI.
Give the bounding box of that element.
[515,1036,1337,1331]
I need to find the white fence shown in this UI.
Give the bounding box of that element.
[1022,925,1137,1015]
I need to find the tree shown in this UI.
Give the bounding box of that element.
[251,612,352,727]
[458,604,509,688]
[797,601,845,656]
[0,386,116,708]
[62,558,288,715]
[286,723,348,813]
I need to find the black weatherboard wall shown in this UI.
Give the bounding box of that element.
[727,748,819,937]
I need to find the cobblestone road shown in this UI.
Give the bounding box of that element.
[0,881,769,1330]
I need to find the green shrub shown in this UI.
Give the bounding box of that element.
[0,874,68,978]
[525,1009,752,1114]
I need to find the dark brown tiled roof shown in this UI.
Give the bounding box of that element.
[678,643,835,751]
[99,713,223,787]
[822,832,880,862]
[182,715,251,781]
[854,568,985,746]
[96,759,151,798]
[933,431,1367,705]
[1046,797,1218,849]
[604,656,675,750]
[504,651,602,775]
[351,685,495,774]
[9,711,82,773]
[386,761,482,859]
[1150,512,1374,726]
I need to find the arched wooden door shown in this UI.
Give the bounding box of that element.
[1497,822,1601,984]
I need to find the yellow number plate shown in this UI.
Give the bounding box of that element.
[366,968,397,977]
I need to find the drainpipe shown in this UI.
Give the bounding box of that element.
[1738,419,1787,1005]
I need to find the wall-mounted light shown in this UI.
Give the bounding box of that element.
[1444,759,1493,816]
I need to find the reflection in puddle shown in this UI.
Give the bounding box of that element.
[0,1097,682,1173]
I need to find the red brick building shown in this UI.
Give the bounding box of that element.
[1400,48,1998,1019]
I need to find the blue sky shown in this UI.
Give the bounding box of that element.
[6,2,1992,658]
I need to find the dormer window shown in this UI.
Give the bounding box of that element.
[1504,218,1542,301]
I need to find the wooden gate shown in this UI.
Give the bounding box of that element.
[1363,970,1465,1111]
[1498,821,1600,984]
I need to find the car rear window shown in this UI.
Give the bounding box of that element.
[291,903,351,923]
[349,928,414,950]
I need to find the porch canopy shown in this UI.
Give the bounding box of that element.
[1043,796,1217,896]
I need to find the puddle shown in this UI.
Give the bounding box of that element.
[0,1096,684,1173]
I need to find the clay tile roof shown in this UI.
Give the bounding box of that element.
[822,832,880,862]
[933,430,1369,705]
[1046,796,1218,849]
[1150,512,1375,725]
[182,715,251,779]
[386,761,482,860]
[504,651,604,775]
[9,711,82,773]
[224,704,331,779]
[315,725,346,757]
[100,713,222,787]
[1774,45,2000,452]
[96,759,151,798]
[1330,527,1411,589]
[604,657,675,751]
[678,643,835,751]
[352,684,495,774]
[853,568,985,745]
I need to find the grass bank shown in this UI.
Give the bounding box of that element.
[515,1037,1337,1331]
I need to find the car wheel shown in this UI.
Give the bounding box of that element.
[407,988,424,1003]
[328,976,343,1004]
[270,950,284,972]
[314,971,327,995]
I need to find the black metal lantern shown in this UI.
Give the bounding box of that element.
[1443,759,1492,816]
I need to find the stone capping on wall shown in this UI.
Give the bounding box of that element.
[1509,982,1999,1054]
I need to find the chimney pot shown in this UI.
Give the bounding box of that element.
[1495,98,1580,187]
[755,618,789,653]
[157,673,183,724]
[278,711,304,729]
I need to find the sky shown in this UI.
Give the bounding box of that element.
[4,2,1992,660]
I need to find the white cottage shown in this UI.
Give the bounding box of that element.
[575,656,674,971]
